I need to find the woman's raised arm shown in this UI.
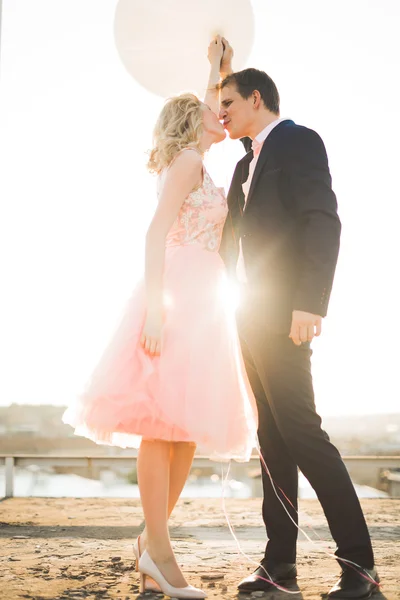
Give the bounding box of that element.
[204,36,224,115]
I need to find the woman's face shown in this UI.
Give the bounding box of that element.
[201,104,226,144]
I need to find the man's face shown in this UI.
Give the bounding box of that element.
[219,84,254,139]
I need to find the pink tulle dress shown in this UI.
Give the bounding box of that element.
[62,151,258,461]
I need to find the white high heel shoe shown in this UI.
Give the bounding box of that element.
[139,550,207,599]
[133,536,160,592]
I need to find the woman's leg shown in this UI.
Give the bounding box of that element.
[140,441,196,545]
[168,441,197,515]
[137,439,188,587]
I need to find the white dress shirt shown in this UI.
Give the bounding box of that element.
[236,117,290,283]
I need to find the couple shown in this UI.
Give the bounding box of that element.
[63,37,379,598]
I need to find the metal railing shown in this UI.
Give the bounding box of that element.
[1,454,400,498]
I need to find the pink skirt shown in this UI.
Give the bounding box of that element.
[62,245,258,462]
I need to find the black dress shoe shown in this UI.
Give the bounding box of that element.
[328,566,380,599]
[237,560,297,593]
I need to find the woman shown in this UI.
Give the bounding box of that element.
[63,37,257,599]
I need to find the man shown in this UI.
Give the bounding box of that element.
[217,45,379,599]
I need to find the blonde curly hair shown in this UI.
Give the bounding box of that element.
[147,93,204,174]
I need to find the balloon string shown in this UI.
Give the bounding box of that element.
[220,442,381,590]
[220,460,300,594]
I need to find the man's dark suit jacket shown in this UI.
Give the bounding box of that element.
[219,119,341,334]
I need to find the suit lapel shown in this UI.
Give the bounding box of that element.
[244,138,272,212]
[244,120,291,212]
[234,152,252,214]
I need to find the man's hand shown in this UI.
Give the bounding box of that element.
[289,310,322,346]
[220,37,234,78]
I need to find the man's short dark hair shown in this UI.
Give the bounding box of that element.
[219,68,280,114]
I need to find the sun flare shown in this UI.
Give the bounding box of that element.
[219,276,241,314]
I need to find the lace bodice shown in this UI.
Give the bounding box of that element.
[157,160,228,253]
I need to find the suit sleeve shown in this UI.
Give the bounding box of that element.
[283,127,341,317]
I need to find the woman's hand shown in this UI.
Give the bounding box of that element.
[140,310,163,356]
[207,35,224,66]
[220,37,234,78]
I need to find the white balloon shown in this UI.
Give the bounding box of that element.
[114,0,255,97]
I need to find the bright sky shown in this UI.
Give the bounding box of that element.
[1,0,399,417]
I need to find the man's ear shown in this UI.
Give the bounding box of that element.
[252,90,262,109]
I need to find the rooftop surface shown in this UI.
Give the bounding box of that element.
[0,497,399,599]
